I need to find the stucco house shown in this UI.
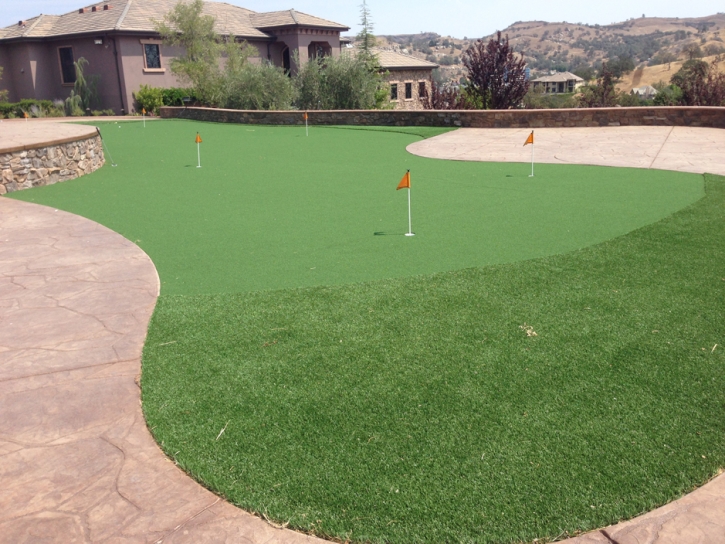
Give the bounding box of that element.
[0,0,349,114]
[531,71,584,94]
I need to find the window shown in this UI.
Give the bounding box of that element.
[144,44,161,69]
[405,82,412,99]
[58,47,75,85]
[390,83,398,100]
[308,41,332,60]
[418,81,427,98]
[141,40,164,72]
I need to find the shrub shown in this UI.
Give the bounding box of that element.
[0,99,60,118]
[295,52,385,110]
[160,87,197,106]
[134,84,165,114]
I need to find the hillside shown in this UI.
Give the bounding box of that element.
[358,13,725,84]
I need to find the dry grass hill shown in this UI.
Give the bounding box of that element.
[361,13,725,85]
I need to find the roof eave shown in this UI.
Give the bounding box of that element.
[254,23,349,32]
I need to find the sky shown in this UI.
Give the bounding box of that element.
[2,0,723,38]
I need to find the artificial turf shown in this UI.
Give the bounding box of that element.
[9,120,703,295]
[6,121,723,543]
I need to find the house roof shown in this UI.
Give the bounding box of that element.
[372,49,439,70]
[250,9,348,30]
[0,0,348,41]
[532,71,584,83]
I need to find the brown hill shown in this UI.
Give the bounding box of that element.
[366,14,725,84]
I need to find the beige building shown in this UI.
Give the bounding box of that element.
[531,71,584,94]
[373,50,438,110]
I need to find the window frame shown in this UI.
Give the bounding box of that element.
[57,46,76,86]
[140,39,165,73]
[405,82,413,100]
[390,83,398,101]
[418,81,427,98]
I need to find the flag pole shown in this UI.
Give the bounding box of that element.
[405,170,414,236]
[197,142,201,168]
[529,130,534,178]
[305,112,309,137]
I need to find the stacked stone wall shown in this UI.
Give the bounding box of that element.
[161,106,725,129]
[1,136,104,194]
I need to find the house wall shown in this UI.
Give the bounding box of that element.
[117,36,270,113]
[0,37,125,111]
[268,28,341,74]
[385,69,433,111]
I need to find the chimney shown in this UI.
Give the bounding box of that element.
[104,4,112,10]
[92,6,97,11]
[79,8,86,13]
[18,20,26,26]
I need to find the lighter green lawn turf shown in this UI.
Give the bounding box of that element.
[8,120,724,543]
[9,120,703,295]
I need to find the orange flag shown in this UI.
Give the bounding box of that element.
[195,133,202,144]
[303,111,308,120]
[142,108,146,115]
[523,131,534,146]
[397,170,411,190]
[23,111,28,119]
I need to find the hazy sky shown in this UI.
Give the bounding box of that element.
[2,0,723,38]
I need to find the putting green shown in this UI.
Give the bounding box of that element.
[9,120,703,295]
[7,121,723,544]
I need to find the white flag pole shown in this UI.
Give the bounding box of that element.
[405,186,414,236]
[197,142,201,168]
[305,115,309,137]
[529,130,535,177]
[143,112,146,128]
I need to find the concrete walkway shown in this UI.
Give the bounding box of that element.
[407,126,725,176]
[0,199,326,543]
[1,125,724,543]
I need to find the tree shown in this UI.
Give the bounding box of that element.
[670,59,725,106]
[606,54,635,78]
[0,66,7,102]
[577,63,619,107]
[356,0,377,56]
[156,0,294,109]
[461,32,529,109]
[64,57,98,116]
[682,43,704,60]
[156,0,224,105]
[295,52,384,110]
[422,80,471,110]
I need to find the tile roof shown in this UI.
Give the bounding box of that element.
[251,9,348,30]
[532,71,584,83]
[0,0,348,41]
[372,49,438,70]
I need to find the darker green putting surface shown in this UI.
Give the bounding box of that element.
[9,120,703,295]
[7,121,723,544]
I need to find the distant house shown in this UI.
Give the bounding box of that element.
[531,71,584,94]
[372,49,438,110]
[0,0,349,114]
[631,85,658,99]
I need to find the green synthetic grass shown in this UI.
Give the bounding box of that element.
[9,120,703,295]
[6,121,724,543]
[142,175,724,544]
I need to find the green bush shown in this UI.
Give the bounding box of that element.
[134,84,165,114]
[161,87,197,106]
[0,99,60,118]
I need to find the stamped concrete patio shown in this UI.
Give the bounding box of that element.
[407,126,725,176]
[0,123,723,543]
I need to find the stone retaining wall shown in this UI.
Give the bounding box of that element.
[160,106,725,129]
[1,135,104,194]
